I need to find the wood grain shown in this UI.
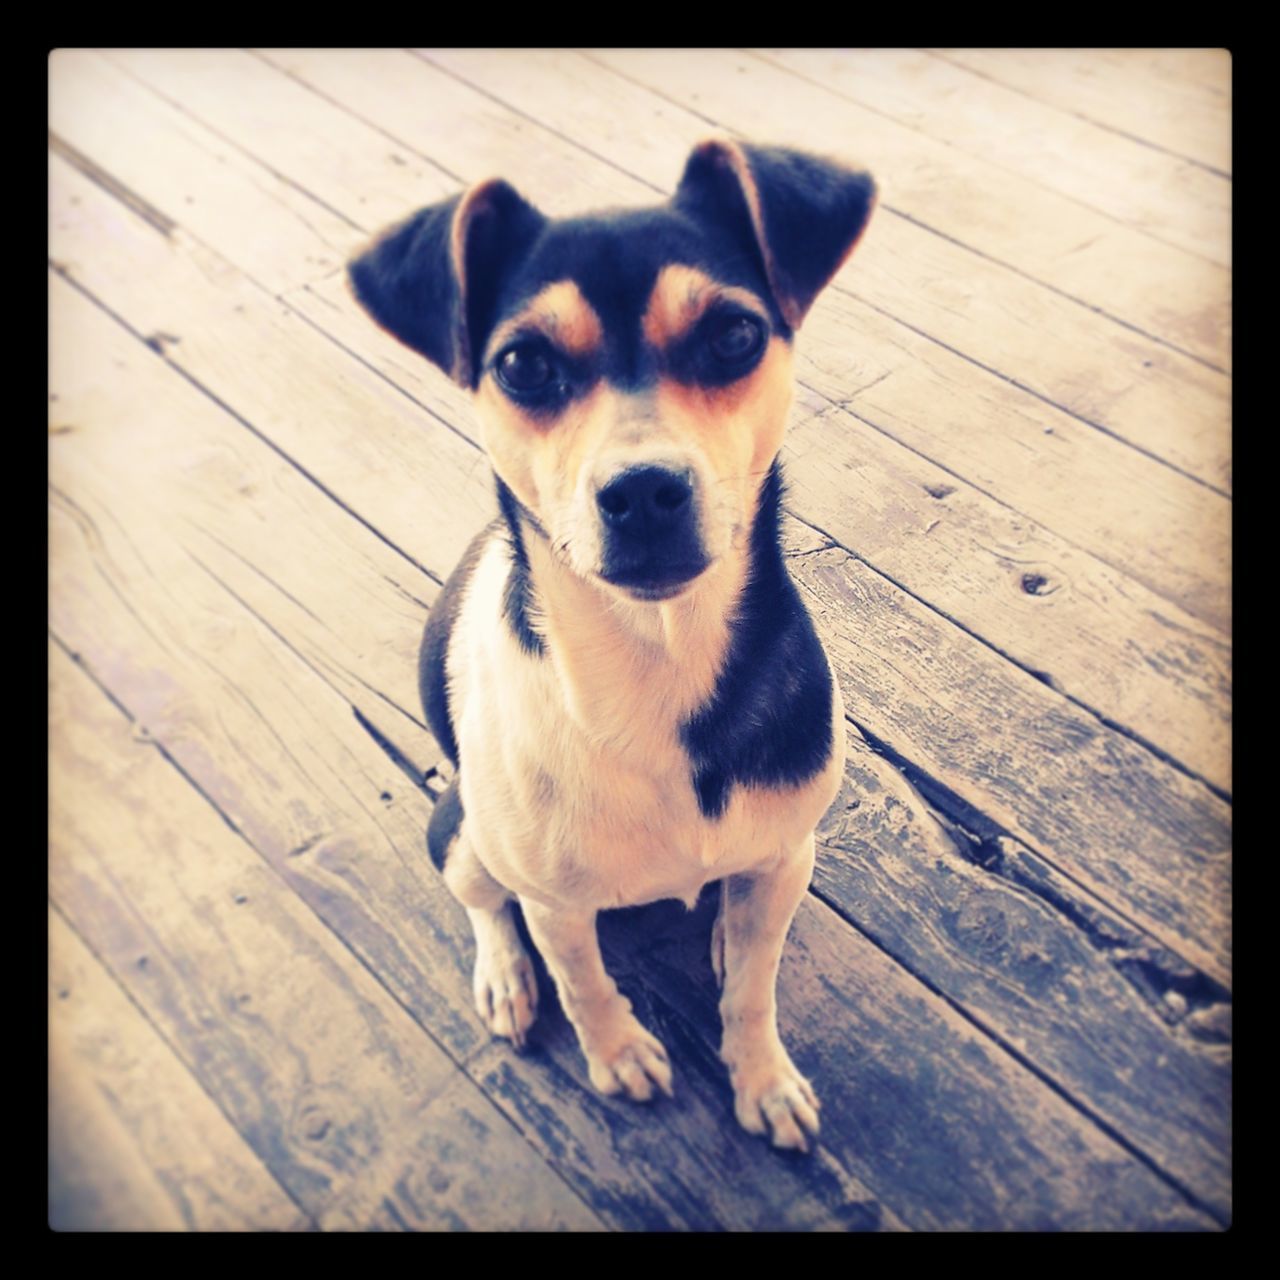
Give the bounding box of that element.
[49,905,312,1231]
[48,49,363,295]
[791,547,1230,988]
[931,49,1231,176]
[757,49,1230,269]
[815,726,1230,1221]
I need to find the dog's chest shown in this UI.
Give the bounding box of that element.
[450,539,815,907]
[462,660,724,904]
[449,534,842,910]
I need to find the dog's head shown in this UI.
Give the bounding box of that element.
[350,140,876,602]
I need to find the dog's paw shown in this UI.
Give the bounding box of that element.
[584,1019,674,1102]
[727,1047,821,1152]
[473,933,538,1050]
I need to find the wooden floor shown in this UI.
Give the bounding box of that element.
[48,49,1231,1231]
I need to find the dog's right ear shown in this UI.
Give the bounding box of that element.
[348,179,545,388]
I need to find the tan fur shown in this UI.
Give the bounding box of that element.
[641,265,769,349]
[487,279,604,361]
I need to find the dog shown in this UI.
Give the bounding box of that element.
[349,139,876,1151]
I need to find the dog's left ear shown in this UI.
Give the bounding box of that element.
[674,140,876,330]
[348,179,545,387]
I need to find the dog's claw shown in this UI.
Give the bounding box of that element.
[474,946,538,1048]
[710,909,726,988]
[728,1048,821,1152]
[586,1024,674,1102]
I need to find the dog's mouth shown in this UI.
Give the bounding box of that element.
[598,556,711,602]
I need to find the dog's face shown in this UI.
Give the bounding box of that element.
[472,214,799,601]
[350,141,876,601]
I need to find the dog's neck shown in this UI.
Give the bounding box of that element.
[500,475,776,746]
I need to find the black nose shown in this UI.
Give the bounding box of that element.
[597,467,693,534]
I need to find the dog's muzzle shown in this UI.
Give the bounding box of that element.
[596,465,709,599]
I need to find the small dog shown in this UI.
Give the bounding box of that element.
[350,140,875,1151]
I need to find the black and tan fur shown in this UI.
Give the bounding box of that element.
[350,140,876,1151]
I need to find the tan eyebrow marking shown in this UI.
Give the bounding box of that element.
[642,265,768,350]
[488,280,603,361]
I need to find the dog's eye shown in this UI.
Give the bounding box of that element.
[496,344,555,394]
[708,315,765,365]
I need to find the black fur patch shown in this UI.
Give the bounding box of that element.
[348,182,545,387]
[495,477,547,657]
[680,462,834,820]
[426,773,464,872]
[419,520,498,767]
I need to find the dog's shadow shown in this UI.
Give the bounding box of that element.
[489,885,883,1230]
[513,884,724,1060]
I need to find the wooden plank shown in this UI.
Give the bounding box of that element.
[47,155,495,585]
[781,389,1231,792]
[94,47,463,235]
[579,48,1229,370]
[757,49,1230,268]
[48,49,363,295]
[48,905,312,1231]
[1113,49,1233,96]
[47,272,899,1230]
[49,220,1223,1218]
[791,547,1230,989]
[619,890,1214,1230]
[49,135,1231,978]
[49,642,600,1232]
[932,49,1231,176]
[790,286,1230,634]
[815,728,1230,1223]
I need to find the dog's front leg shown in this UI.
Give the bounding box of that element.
[717,834,820,1151]
[519,900,674,1102]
